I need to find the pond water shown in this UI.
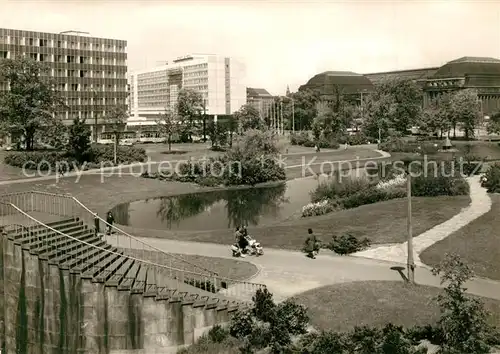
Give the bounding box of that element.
[112,168,375,231]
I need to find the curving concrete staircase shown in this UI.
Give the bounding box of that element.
[0,191,266,354]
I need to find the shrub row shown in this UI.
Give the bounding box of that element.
[182,257,500,354]
[481,163,500,193]
[5,145,147,171]
[142,157,286,187]
[305,161,470,218]
[289,132,340,149]
[379,137,440,154]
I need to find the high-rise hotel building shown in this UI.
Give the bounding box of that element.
[0,28,128,139]
[129,54,246,120]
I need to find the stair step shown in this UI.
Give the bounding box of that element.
[45,234,101,261]
[118,261,140,291]
[12,218,80,237]
[80,251,124,280]
[66,243,112,270]
[92,254,127,283]
[36,230,95,257]
[131,264,148,294]
[12,219,83,241]
[56,241,110,268]
[27,225,90,251]
[144,267,158,297]
[105,257,135,286]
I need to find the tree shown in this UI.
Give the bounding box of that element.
[286,89,320,130]
[207,119,228,147]
[418,95,452,137]
[486,111,500,135]
[311,102,346,142]
[0,57,64,150]
[43,120,68,149]
[156,108,178,151]
[176,88,203,142]
[362,94,393,141]
[67,117,91,163]
[364,78,422,139]
[104,105,127,164]
[432,253,492,354]
[234,104,263,132]
[449,89,481,140]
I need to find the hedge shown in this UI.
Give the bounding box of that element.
[4,145,147,171]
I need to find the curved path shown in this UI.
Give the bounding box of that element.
[5,146,500,303]
[353,175,492,266]
[129,235,500,302]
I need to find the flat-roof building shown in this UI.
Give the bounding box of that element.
[129,54,246,120]
[300,56,500,115]
[0,27,128,141]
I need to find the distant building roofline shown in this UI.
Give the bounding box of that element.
[364,67,440,76]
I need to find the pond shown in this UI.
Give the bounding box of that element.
[112,168,376,231]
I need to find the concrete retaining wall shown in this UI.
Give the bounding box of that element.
[0,237,237,353]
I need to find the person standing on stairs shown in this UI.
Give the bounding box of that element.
[94,213,100,236]
[106,211,114,235]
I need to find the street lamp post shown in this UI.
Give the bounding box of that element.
[406,169,415,284]
[291,97,295,133]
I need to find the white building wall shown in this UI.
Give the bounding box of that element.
[206,56,227,115]
[229,58,247,114]
[131,54,247,119]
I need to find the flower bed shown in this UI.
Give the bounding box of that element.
[301,161,469,218]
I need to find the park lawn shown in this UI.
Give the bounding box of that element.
[387,140,500,162]
[123,195,471,250]
[420,194,500,281]
[292,281,500,332]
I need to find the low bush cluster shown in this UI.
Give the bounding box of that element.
[380,137,440,154]
[289,131,340,149]
[144,130,286,187]
[181,254,499,354]
[326,233,371,255]
[304,161,470,219]
[5,145,147,171]
[337,132,371,146]
[481,163,500,193]
[301,200,340,217]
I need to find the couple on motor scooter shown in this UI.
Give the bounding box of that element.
[235,226,249,252]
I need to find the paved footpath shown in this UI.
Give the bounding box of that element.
[7,147,500,302]
[126,236,500,302]
[353,175,492,266]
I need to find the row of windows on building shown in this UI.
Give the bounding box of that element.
[183,70,209,78]
[137,70,167,80]
[52,69,126,79]
[0,36,126,52]
[0,52,126,66]
[55,83,127,92]
[57,110,124,120]
[137,83,168,90]
[65,97,126,105]
[136,91,208,108]
[183,63,208,71]
[183,78,209,85]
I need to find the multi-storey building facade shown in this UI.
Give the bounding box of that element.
[0,28,128,141]
[247,87,274,118]
[129,54,246,120]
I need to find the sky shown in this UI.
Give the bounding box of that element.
[1,0,500,95]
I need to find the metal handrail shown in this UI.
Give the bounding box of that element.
[0,190,220,277]
[70,195,220,276]
[3,201,266,300]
